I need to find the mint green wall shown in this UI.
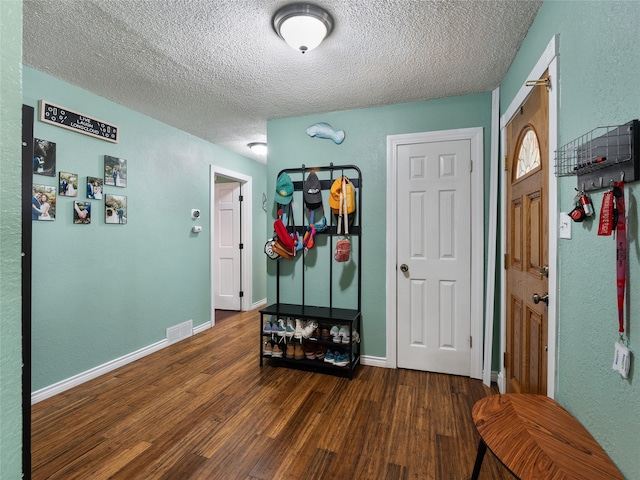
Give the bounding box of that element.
[23,67,267,391]
[0,1,24,477]
[267,95,492,358]
[500,1,640,477]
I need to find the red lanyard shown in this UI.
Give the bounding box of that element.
[614,182,626,335]
[598,181,626,335]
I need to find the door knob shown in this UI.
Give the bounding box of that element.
[540,266,549,277]
[400,264,409,273]
[532,292,549,305]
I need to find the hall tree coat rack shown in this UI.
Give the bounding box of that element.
[260,164,362,379]
[554,119,639,191]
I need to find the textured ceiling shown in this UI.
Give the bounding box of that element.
[23,0,542,163]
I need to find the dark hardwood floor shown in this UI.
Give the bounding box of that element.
[31,308,514,479]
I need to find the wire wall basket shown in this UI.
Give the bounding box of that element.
[554,120,638,191]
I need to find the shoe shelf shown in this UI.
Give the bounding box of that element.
[259,305,362,379]
[260,164,363,380]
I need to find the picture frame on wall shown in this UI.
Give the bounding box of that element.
[32,184,56,221]
[73,201,91,224]
[33,138,56,177]
[105,194,127,224]
[86,176,103,200]
[59,171,78,197]
[104,155,127,187]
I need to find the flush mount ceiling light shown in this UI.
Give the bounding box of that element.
[248,142,268,156]
[273,3,334,54]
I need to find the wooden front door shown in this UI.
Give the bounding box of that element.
[505,74,549,395]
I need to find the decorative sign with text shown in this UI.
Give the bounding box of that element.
[39,100,119,143]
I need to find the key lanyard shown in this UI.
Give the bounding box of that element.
[614,181,626,336]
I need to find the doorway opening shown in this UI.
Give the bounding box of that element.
[210,166,253,325]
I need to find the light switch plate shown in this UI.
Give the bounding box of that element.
[559,212,572,239]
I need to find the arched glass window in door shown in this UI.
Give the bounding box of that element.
[516,128,541,179]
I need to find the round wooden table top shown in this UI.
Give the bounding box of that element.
[472,394,624,480]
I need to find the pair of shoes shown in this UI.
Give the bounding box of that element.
[285,318,295,338]
[263,321,277,334]
[263,341,272,356]
[302,320,318,339]
[294,343,305,360]
[276,319,287,337]
[272,343,283,358]
[315,345,327,360]
[324,350,335,364]
[333,351,349,367]
[285,342,295,359]
[304,343,316,360]
[320,325,331,339]
[330,325,350,344]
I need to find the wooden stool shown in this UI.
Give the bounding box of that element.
[471,394,624,479]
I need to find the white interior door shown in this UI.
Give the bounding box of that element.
[214,181,241,311]
[396,139,472,375]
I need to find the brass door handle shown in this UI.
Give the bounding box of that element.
[532,292,549,305]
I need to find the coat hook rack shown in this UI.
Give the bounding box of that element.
[554,119,639,191]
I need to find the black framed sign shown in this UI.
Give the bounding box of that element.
[39,100,119,143]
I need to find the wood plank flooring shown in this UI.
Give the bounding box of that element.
[31,308,515,480]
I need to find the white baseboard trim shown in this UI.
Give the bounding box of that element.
[31,323,210,404]
[193,321,212,334]
[360,355,388,368]
[497,371,506,393]
[251,298,267,310]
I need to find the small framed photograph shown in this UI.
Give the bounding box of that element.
[105,194,127,224]
[104,155,127,187]
[32,184,56,221]
[59,172,78,197]
[33,138,56,177]
[86,176,103,199]
[74,201,91,224]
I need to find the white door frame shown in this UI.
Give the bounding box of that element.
[386,127,484,379]
[498,35,559,397]
[210,166,253,325]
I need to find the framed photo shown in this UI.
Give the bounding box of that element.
[105,194,127,224]
[33,138,56,177]
[73,201,91,224]
[86,176,103,199]
[59,172,78,197]
[32,184,56,221]
[104,155,127,187]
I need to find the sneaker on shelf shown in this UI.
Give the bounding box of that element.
[285,318,295,338]
[304,343,316,360]
[285,342,295,359]
[334,351,349,367]
[302,320,318,339]
[294,343,305,360]
[272,343,283,358]
[339,326,350,344]
[324,350,335,365]
[329,325,340,339]
[351,330,360,343]
[263,321,272,334]
[294,319,304,340]
[263,341,272,357]
[277,318,287,337]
